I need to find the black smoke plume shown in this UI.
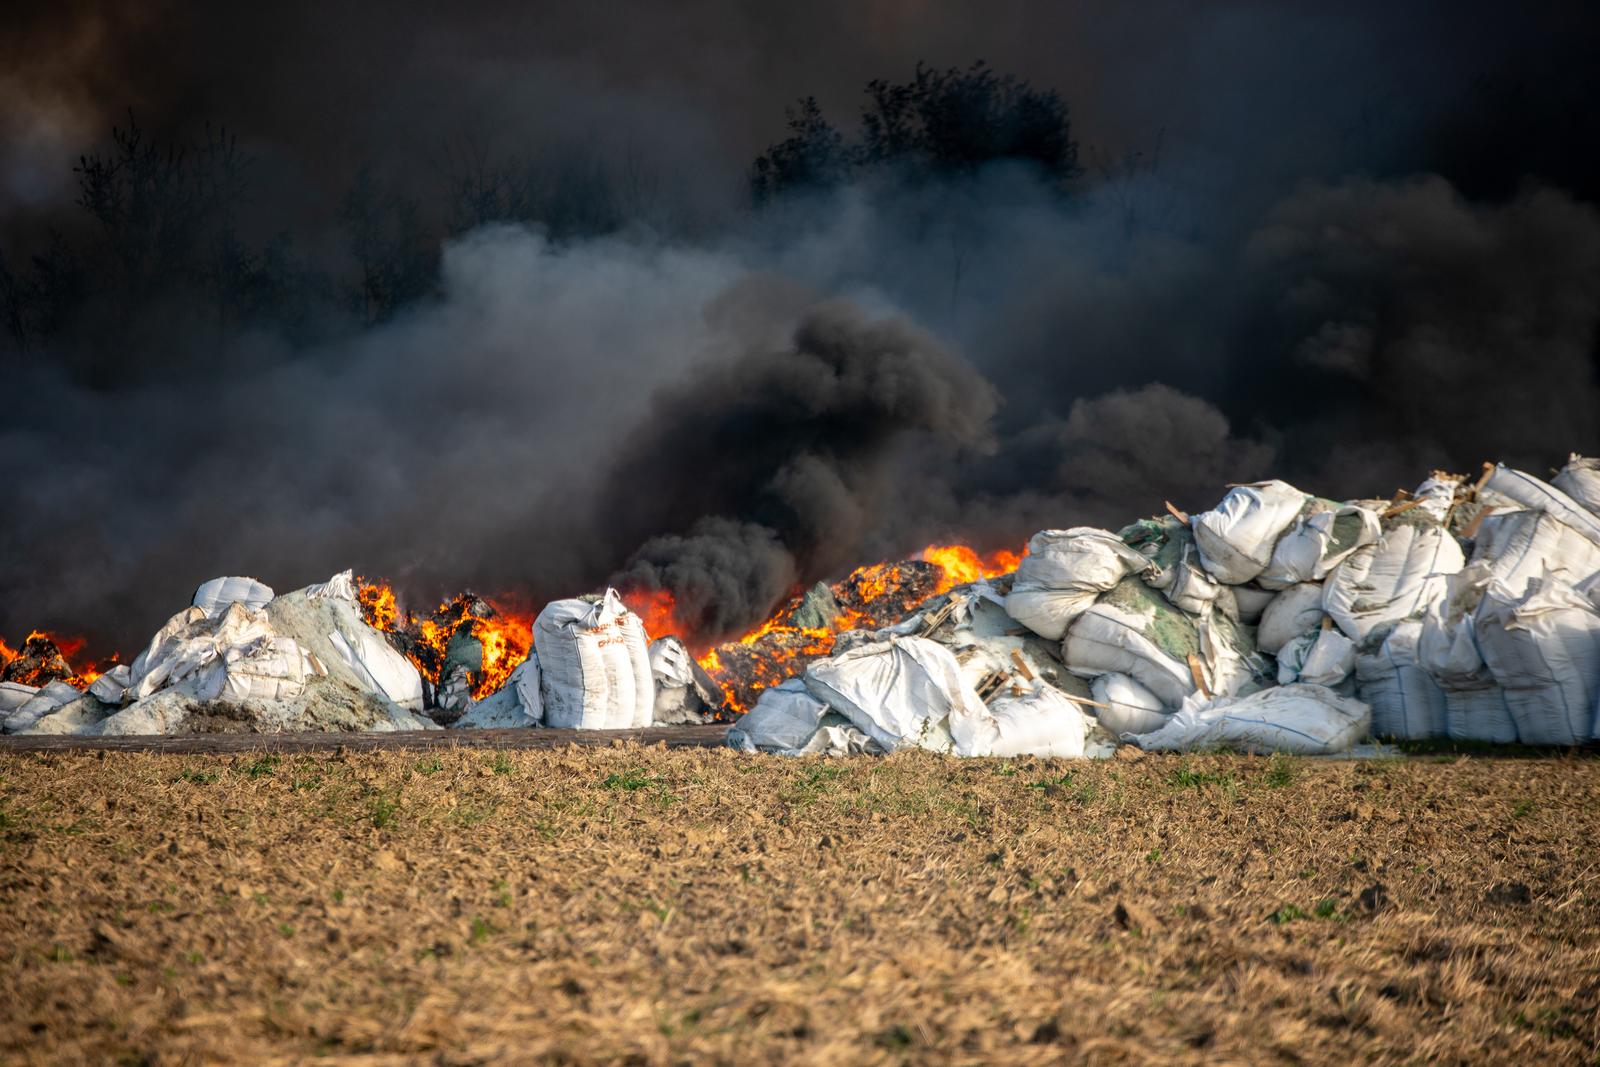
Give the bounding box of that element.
[2,2,1599,657]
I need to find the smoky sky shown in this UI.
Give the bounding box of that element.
[4,0,1600,655]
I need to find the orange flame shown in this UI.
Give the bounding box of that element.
[357,579,533,700]
[1,630,108,689]
[919,543,1025,594]
[620,541,1027,715]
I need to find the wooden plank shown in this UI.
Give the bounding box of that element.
[1009,649,1035,681]
[0,723,730,756]
[1164,500,1190,524]
[1186,653,1213,699]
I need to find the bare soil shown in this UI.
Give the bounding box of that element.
[2,746,1597,1064]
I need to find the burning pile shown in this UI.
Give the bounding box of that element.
[355,582,533,710]
[683,546,1022,713]
[0,631,109,690]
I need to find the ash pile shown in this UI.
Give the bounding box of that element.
[729,457,1600,758]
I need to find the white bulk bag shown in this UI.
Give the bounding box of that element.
[455,657,543,728]
[1481,464,1600,546]
[1133,683,1371,755]
[1410,476,1459,522]
[1473,577,1600,745]
[87,664,132,705]
[1257,504,1380,590]
[2,680,79,734]
[1417,566,1518,743]
[1190,480,1308,585]
[1322,520,1465,644]
[1063,579,1259,709]
[1090,672,1169,736]
[1230,584,1278,624]
[0,681,39,717]
[1552,455,1600,517]
[1354,621,1446,739]
[1004,528,1152,640]
[967,682,1090,758]
[1276,627,1355,688]
[802,635,983,753]
[534,589,654,730]
[727,678,831,752]
[1471,510,1600,596]
[1257,583,1325,653]
[192,576,275,618]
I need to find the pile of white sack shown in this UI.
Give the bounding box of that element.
[732,457,1600,758]
[1,572,437,736]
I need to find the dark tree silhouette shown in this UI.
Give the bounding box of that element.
[751,63,1079,200]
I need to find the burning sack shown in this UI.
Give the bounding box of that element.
[1473,576,1600,745]
[454,658,542,728]
[1354,621,1447,740]
[1132,683,1371,755]
[534,589,653,730]
[13,572,436,736]
[1190,480,1309,585]
[1004,528,1153,640]
[801,635,985,753]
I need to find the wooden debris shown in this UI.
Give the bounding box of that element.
[1164,501,1190,524]
[1009,649,1035,681]
[1186,653,1212,699]
[1381,497,1426,520]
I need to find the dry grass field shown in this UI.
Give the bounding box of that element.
[2,744,1598,1065]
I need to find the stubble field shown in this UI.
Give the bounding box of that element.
[2,744,1597,1064]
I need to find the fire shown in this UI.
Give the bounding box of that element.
[919,544,1024,593]
[0,629,108,689]
[356,578,532,700]
[619,540,1026,715]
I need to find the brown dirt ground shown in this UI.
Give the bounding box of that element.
[1,746,1598,1065]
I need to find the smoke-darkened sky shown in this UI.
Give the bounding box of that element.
[4,0,1599,654]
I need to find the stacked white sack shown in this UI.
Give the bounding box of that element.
[454,657,542,728]
[1005,528,1151,640]
[1256,502,1380,590]
[1190,481,1308,585]
[1473,577,1600,744]
[1419,564,1519,743]
[534,589,653,730]
[1133,683,1371,755]
[1354,621,1447,739]
[1552,454,1600,517]
[1062,577,1261,708]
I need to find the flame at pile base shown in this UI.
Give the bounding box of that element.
[669,543,1025,716]
[356,581,533,702]
[0,630,111,690]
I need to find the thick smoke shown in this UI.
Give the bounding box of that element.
[3,3,1599,655]
[607,301,997,635]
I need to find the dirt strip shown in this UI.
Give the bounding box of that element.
[0,722,730,754]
